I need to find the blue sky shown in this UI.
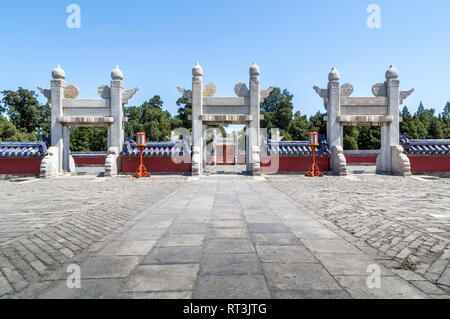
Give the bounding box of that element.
[1,0,449,117]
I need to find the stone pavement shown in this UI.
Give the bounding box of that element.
[0,175,441,299]
[268,174,450,296]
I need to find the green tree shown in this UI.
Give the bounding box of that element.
[174,96,192,130]
[343,126,359,150]
[429,117,444,139]
[357,126,380,150]
[260,88,294,137]
[0,115,35,142]
[1,88,50,135]
[69,127,108,152]
[287,111,310,141]
[125,96,172,142]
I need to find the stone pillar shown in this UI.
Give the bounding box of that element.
[233,131,238,165]
[63,126,71,172]
[327,68,343,173]
[202,124,207,169]
[212,129,217,166]
[191,63,203,175]
[377,65,400,174]
[106,66,125,176]
[248,63,261,175]
[327,68,342,149]
[50,65,66,174]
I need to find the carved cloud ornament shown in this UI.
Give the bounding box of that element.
[340,83,354,97]
[372,83,387,97]
[234,83,249,97]
[37,86,51,104]
[64,85,79,99]
[260,87,275,100]
[177,87,193,103]
[313,86,329,105]
[98,85,139,104]
[122,87,139,104]
[400,89,415,104]
[372,83,415,104]
[98,85,111,99]
[203,83,216,97]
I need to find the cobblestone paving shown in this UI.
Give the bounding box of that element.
[0,177,183,297]
[267,174,450,296]
[0,177,437,299]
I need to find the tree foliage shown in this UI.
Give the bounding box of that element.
[1,88,50,135]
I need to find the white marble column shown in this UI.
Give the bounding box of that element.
[377,65,400,174]
[248,63,261,175]
[62,126,71,172]
[327,68,344,173]
[50,65,66,174]
[191,63,204,175]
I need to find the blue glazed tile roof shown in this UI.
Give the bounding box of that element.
[121,140,190,157]
[70,151,108,158]
[122,137,330,157]
[266,139,330,156]
[401,135,450,155]
[0,141,48,158]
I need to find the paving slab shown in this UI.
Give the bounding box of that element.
[39,279,123,299]
[96,240,157,256]
[204,239,256,254]
[208,228,250,239]
[255,245,317,263]
[122,264,199,293]
[335,275,426,299]
[200,254,262,275]
[156,234,205,247]
[79,256,140,279]
[142,246,203,265]
[262,263,343,291]
[315,253,393,276]
[194,275,271,299]
[302,239,362,254]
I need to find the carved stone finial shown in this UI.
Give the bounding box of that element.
[64,85,79,99]
[192,62,203,76]
[111,66,123,80]
[203,83,216,97]
[250,62,260,77]
[234,83,249,97]
[52,65,66,80]
[328,68,340,81]
[385,65,399,80]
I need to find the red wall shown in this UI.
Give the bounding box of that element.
[73,157,106,165]
[346,155,377,164]
[0,158,42,175]
[409,156,450,173]
[121,156,191,173]
[261,156,329,173]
